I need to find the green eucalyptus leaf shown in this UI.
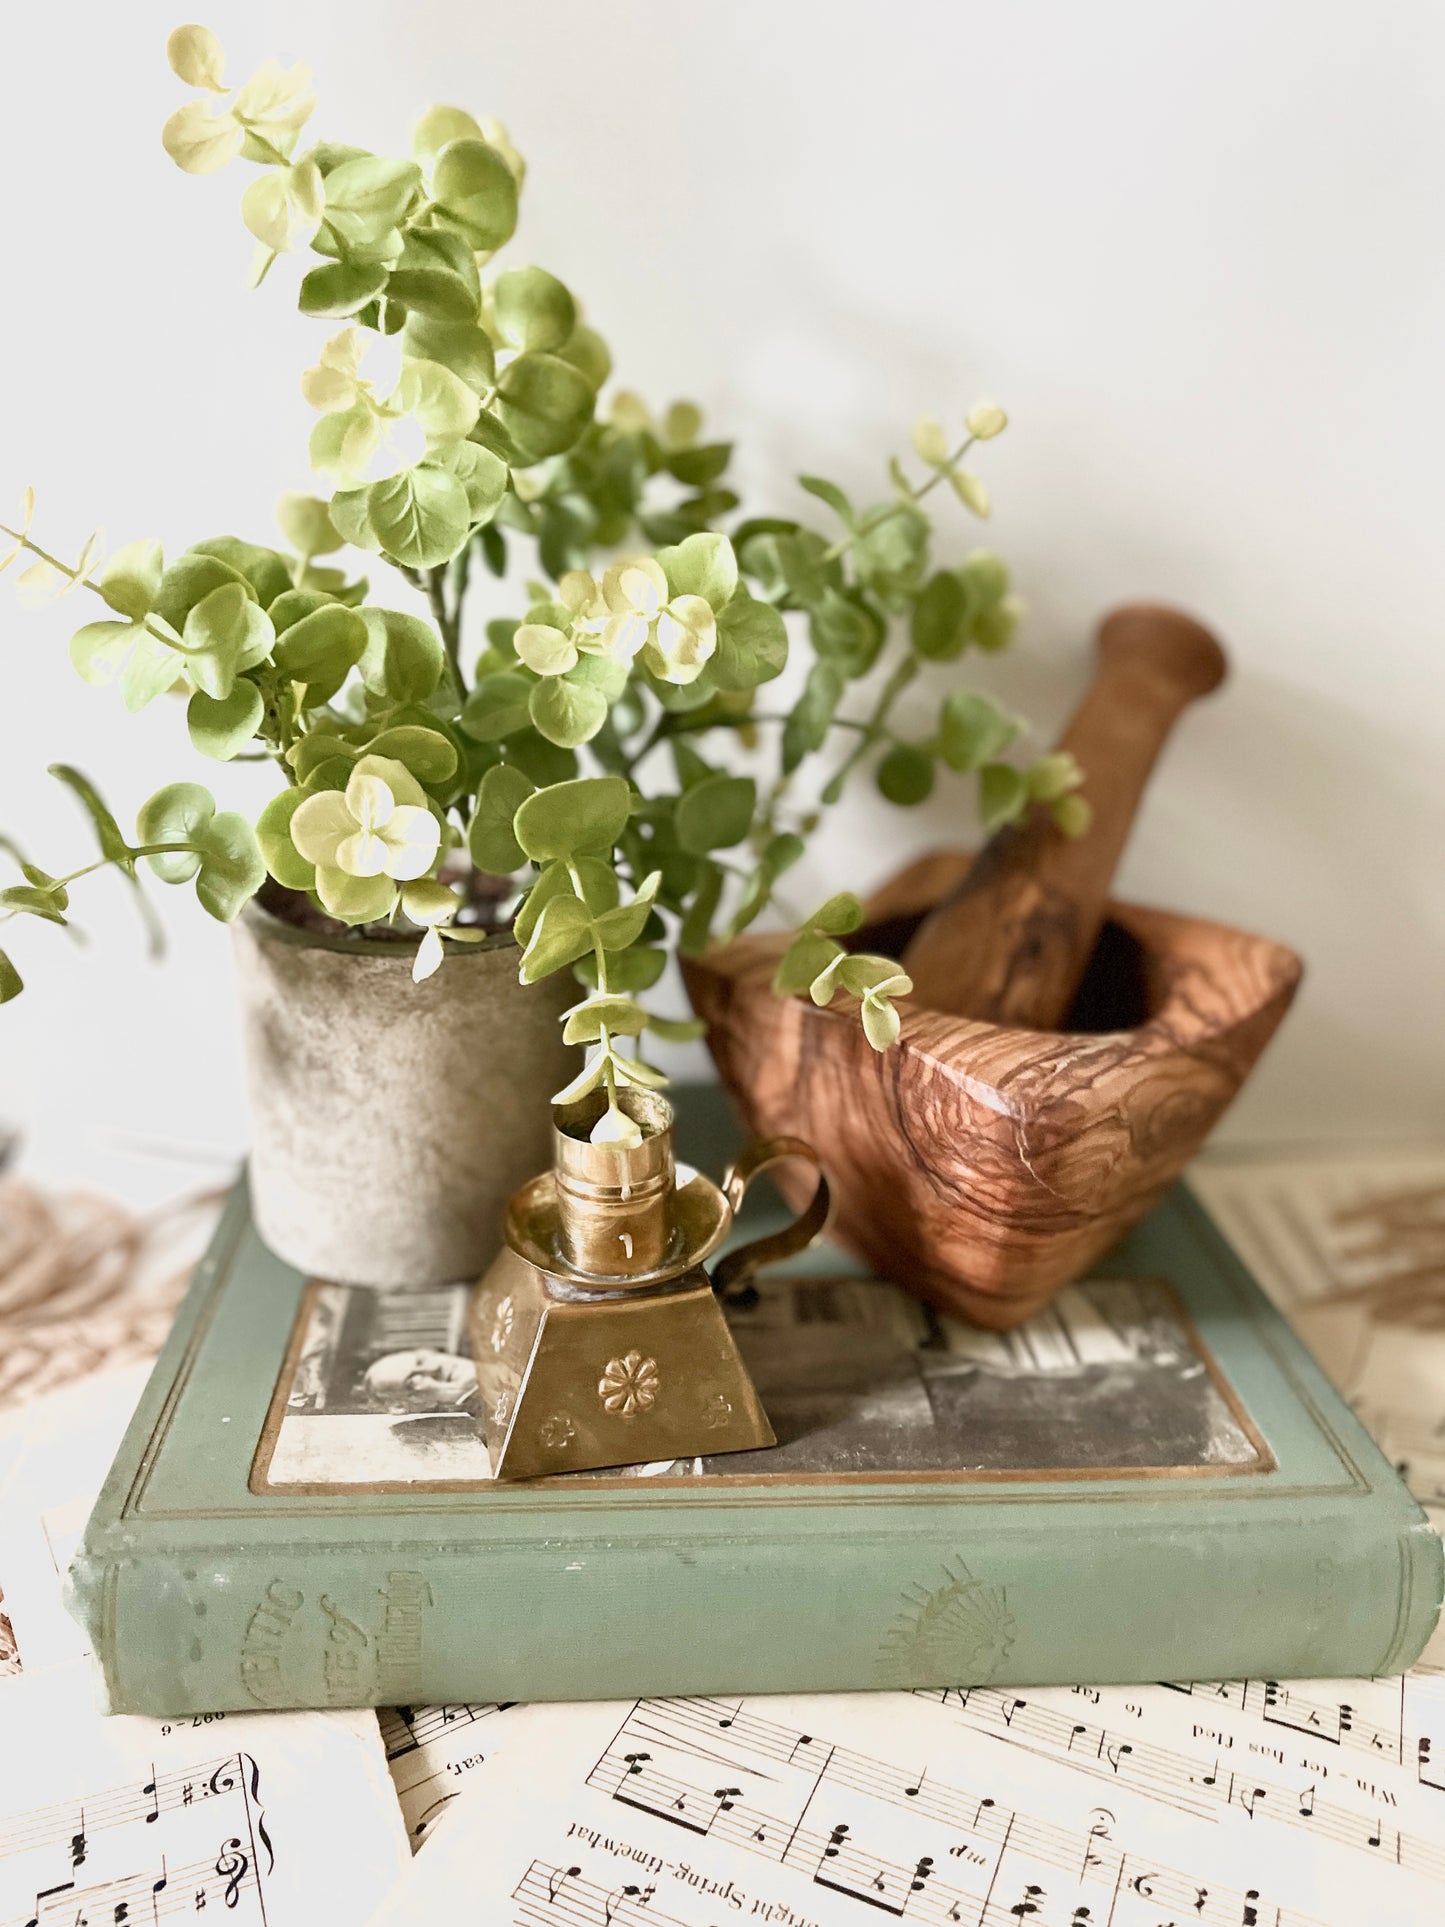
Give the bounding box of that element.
[574,944,666,992]
[679,860,723,956]
[798,474,854,525]
[255,788,316,891]
[288,733,360,783]
[978,761,1029,831]
[711,591,787,691]
[180,584,274,700]
[460,671,534,742]
[726,830,805,938]
[152,553,254,635]
[120,633,184,712]
[432,137,519,250]
[136,781,214,883]
[782,661,843,775]
[666,442,731,487]
[911,570,970,661]
[358,607,445,703]
[425,439,508,523]
[267,590,333,634]
[271,603,368,701]
[810,893,864,936]
[0,948,21,1002]
[567,652,629,701]
[327,488,383,554]
[395,358,481,444]
[496,353,595,462]
[938,689,1018,772]
[412,104,484,167]
[46,764,130,868]
[193,812,265,922]
[553,323,612,389]
[468,762,534,874]
[876,742,935,806]
[493,265,576,352]
[809,589,884,678]
[657,531,737,613]
[366,466,470,569]
[386,228,481,322]
[97,539,163,620]
[187,681,264,760]
[591,873,661,952]
[69,620,138,687]
[504,730,578,787]
[0,884,66,925]
[563,994,646,1044]
[323,155,422,249]
[187,537,291,609]
[401,314,496,394]
[512,862,574,947]
[513,774,630,862]
[774,931,843,996]
[276,493,342,560]
[298,259,390,318]
[674,773,755,854]
[364,724,458,785]
[529,675,608,749]
[519,893,594,981]
[853,502,928,596]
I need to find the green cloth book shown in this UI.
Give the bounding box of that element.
[65,1089,1442,1716]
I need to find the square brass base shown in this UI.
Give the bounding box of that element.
[470,1247,776,1480]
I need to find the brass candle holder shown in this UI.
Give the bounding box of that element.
[469,1089,829,1480]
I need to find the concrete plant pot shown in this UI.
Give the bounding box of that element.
[233,902,577,1287]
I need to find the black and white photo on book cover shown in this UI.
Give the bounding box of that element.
[255,1268,1267,1491]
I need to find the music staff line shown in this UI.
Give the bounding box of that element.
[585,1698,1336,1927]
[4,1838,261,1927]
[0,1756,263,1869]
[379,1702,512,1763]
[909,1683,1445,1882]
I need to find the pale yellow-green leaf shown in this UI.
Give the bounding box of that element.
[241,159,324,253]
[514,623,577,677]
[232,58,315,147]
[412,104,484,168]
[275,492,341,559]
[911,416,949,466]
[166,23,226,90]
[412,925,445,981]
[966,400,1008,440]
[948,469,992,518]
[393,357,480,445]
[162,97,241,174]
[98,538,163,619]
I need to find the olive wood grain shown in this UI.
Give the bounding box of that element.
[684,851,1301,1328]
[901,604,1227,1028]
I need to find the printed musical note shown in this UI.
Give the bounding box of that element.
[547,1865,582,1904]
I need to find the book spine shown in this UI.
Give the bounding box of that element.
[66,1502,1443,1717]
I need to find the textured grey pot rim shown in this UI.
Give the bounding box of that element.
[239,897,521,966]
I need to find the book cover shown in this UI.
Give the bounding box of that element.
[64,1089,1443,1716]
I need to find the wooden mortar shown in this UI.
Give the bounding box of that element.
[684,601,1301,1327]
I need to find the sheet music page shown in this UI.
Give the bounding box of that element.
[369,1678,1444,1927]
[376,1701,526,1847]
[0,1657,410,1927]
[0,1373,412,1922]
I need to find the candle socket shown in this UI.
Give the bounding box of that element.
[469,1093,831,1481]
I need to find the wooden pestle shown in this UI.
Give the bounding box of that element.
[900,602,1228,1028]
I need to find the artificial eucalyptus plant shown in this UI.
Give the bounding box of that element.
[0,24,1086,1145]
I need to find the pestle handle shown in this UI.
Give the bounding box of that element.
[900,602,1228,1028]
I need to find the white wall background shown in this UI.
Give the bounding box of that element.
[1,0,1442,1159]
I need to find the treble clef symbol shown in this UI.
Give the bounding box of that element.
[215,1838,249,1909]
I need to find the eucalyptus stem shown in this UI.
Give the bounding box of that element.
[820,651,920,801]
